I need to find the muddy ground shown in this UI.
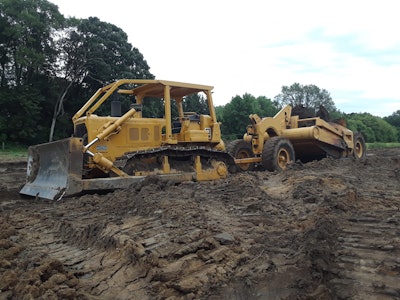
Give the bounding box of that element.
[0,148,399,299]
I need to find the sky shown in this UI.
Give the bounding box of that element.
[50,0,400,117]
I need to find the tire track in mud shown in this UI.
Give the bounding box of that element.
[334,211,400,299]
[334,156,400,299]
[6,201,154,299]
[4,181,256,299]
[279,155,400,299]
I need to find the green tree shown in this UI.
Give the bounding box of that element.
[255,96,280,117]
[140,97,164,118]
[0,0,64,144]
[346,113,398,142]
[384,110,400,127]
[274,83,336,113]
[49,16,155,141]
[218,93,278,139]
[182,93,209,114]
[0,1,155,145]
[220,94,257,139]
[73,17,153,91]
[215,105,224,121]
[346,118,376,142]
[384,110,400,141]
[0,0,64,87]
[0,87,49,144]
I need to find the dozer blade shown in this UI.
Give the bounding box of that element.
[20,138,84,200]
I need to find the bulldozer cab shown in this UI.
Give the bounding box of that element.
[73,80,221,148]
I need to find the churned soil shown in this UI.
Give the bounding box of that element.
[0,148,399,299]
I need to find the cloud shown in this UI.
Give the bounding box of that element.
[50,0,400,116]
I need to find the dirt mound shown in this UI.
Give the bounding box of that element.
[1,149,400,299]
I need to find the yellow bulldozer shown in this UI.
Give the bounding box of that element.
[20,79,233,200]
[20,79,366,200]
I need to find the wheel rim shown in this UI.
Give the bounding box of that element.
[354,140,364,158]
[277,148,290,169]
[237,150,251,171]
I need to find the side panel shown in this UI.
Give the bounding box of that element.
[84,116,166,160]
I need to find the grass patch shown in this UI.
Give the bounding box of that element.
[0,144,28,162]
[366,142,400,149]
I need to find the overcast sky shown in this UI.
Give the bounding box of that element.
[50,0,400,117]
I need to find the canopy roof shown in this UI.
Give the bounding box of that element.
[113,79,213,99]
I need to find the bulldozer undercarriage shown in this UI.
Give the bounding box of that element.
[20,138,232,201]
[115,147,231,181]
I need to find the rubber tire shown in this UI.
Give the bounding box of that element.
[227,139,255,172]
[262,137,295,171]
[353,132,366,159]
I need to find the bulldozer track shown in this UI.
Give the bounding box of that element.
[117,146,234,172]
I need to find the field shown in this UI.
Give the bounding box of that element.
[0,148,399,299]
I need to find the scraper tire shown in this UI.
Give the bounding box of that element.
[227,139,255,172]
[262,137,295,171]
[353,132,366,159]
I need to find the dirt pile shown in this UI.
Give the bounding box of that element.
[1,149,399,299]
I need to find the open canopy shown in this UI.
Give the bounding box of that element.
[73,79,214,121]
[119,79,213,99]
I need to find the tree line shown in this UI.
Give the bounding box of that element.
[1,0,399,146]
[217,84,400,143]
